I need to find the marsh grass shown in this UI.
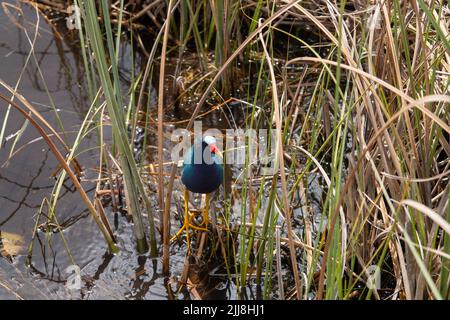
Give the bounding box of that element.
[4,0,449,299]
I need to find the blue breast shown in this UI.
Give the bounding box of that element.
[181,141,224,194]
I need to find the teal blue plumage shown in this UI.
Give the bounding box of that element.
[181,139,223,194]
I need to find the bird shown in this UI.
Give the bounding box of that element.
[171,135,224,251]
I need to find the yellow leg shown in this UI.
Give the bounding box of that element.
[183,190,190,252]
[201,193,210,226]
[171,189,207,251]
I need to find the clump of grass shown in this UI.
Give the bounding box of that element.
[75,0,158,254]
[157,0,449,300]
[14,0,450,300]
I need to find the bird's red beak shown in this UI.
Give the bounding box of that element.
[210,144,219,154]
[209,144,223,158]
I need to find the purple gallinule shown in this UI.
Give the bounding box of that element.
[171,136,224,250]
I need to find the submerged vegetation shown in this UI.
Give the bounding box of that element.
[0,0,449,300]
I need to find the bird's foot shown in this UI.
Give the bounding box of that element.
[170,212,208,252]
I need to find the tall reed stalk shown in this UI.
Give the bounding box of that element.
[77,0,157,254]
